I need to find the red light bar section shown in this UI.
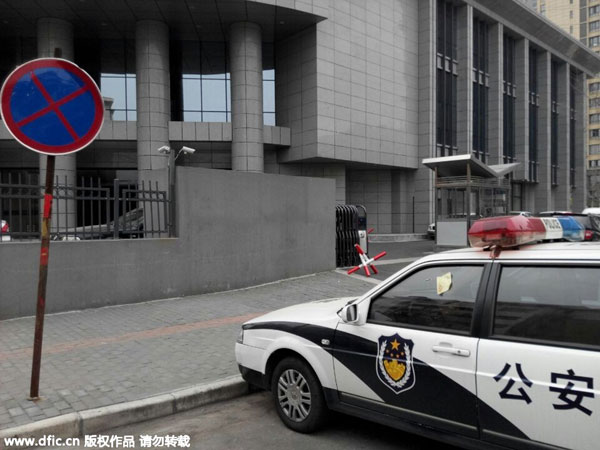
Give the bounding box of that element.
[468,215,546,248]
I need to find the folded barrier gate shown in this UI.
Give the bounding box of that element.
[335,204,367,267]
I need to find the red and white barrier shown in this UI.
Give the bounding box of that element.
[347,244,387,277]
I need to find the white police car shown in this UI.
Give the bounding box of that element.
[235,216,600,450]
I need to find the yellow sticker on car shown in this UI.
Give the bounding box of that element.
[437,272,452,295]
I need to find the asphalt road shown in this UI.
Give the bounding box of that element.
[43,392,458,450]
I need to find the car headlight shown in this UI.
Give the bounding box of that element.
[236,328,244,344]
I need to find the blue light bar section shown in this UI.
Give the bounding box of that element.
[555,216,585,242]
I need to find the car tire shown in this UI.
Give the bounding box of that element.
[271,357,328,433]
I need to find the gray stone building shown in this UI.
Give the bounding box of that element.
[0,0,599,234]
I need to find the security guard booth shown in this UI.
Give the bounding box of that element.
[423,154,519,247]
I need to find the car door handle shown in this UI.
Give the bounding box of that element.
[432,345,471,357]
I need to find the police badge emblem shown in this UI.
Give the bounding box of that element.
[376,333,416,394]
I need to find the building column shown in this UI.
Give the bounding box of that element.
[414,0,436,232]
[514,39,529,181]
[488,23,503,165]
[456,4,473,155]
[556,63,571,210]
[37,18,76,229]
[229,22,264,172]
[573,70,587,209]
[535,51,552,211]
[136,20,170,186]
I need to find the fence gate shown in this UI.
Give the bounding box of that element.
[335,204,367,267]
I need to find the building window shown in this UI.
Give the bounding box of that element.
[590,98,600,109]
[503,35,516,164]
[570,10,574,18]
[436,0,458,157]
[263,69,275,126]
[591,114,600,124]
[590,5,600,17]
[590,144,600,155]
[180,42,230,122]
[551,61,559,186]
[591,20,600,32]
[590,36,600,47]
[0,37,36,84]
[99,40,136,121]
[177,41,275,124]
[591,129,600,138]
[473,18,489,162]
[591,82,600,93]
[529,48,539,182]
[262,43,276,126]
[570,70,576,188]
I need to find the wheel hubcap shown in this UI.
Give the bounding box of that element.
[277,369,311,422]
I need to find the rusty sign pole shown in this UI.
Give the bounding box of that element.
[29,155,55,400]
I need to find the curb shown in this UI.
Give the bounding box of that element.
[0,376,248,448]
[368,233,427,243]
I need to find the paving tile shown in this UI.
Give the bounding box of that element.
[0,271,372,430]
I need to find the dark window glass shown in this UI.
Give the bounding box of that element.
[436,0,458,156]
[529,48,538,182]
[0,37,36,84]
[473,18,489,162]
[551,61,559,185]
[503,35,516,164]
[368,265,483,333]
[494,266,600,348]
[570,70,577,188]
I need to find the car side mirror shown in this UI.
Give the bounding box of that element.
[339,303,359,324]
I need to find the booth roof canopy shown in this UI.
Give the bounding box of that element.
[422,154,520,178]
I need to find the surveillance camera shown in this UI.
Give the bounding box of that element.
[157,145,171,154]
[180,146,196,155]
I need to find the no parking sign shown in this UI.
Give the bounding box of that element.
[0,58,104,399]
[0,58,104,155]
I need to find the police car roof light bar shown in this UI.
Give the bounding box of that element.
[467,215,547,249]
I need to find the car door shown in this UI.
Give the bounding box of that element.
[333,262,489,438]
[477,262,600,450]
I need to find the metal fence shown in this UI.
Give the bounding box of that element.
[0,173,169,242]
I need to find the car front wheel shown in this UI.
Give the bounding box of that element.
[271,357,327,433]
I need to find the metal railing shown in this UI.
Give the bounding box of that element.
[0,175,169,242]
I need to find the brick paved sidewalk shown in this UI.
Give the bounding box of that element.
[0,271,373,431]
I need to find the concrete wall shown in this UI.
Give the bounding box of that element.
[0,168,335,319]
